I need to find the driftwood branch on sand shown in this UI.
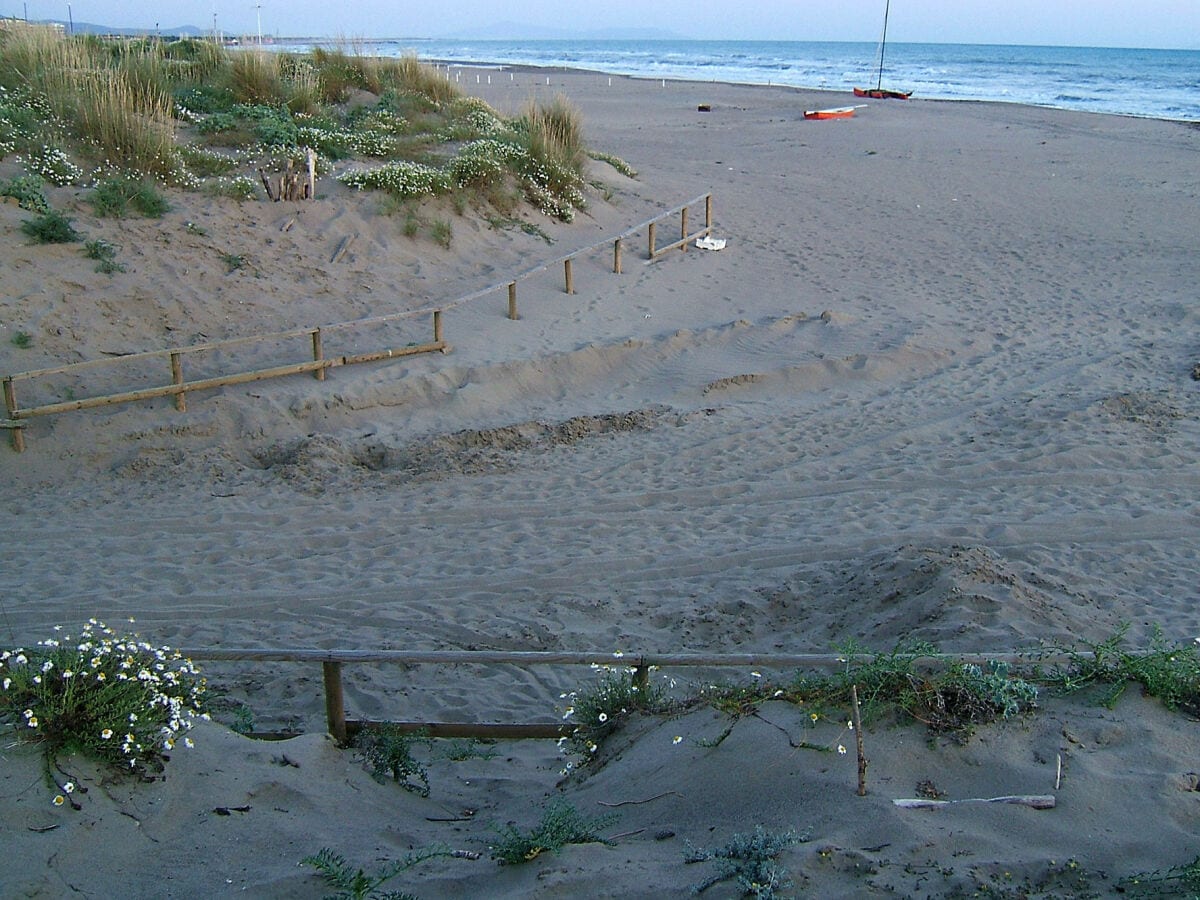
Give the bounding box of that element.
[893,794,1056,810]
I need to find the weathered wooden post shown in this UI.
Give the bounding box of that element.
[433,309,444,345]
[507,281,518,320]
[3,377,23,453]
[680,206,689,252]
[170,352,186,411]
[322,661,347,744]
[564,258,575,294]
[633,659,650,695]
[311,328,325,381]
[648,222,657,258]
[705,193,713,231]
[613,238,623,274]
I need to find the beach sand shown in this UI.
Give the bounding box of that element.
[1,68,1199,896]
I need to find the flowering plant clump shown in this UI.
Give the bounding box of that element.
[437,96,506,141]
[446,138,524,189]
[557,658,665,774]
[0,619,206,801]
[338,159,450,199]
[19,143,84,186]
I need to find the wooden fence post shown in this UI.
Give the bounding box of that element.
[705,193,713,231]
[170,352,186,411]
[3,377,23,453]
[311,329,325,381]
[323,661,347,744]
[680,206,689,252]
[613,238,623,274]
[507,282,518,320]
[633,660,650,697]
[564,258,575,295]
[648,222,657,258]
[433,309,444,344]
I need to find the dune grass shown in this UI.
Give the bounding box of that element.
[0,23,603,222]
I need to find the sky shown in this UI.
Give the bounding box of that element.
[10,0,1200,49]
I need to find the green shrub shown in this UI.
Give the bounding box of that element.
[302,846,452,900]
[10,330,33,348]
[429,218,453,248]
[696,642,1038,741]
[196,112,238,134]
[83,238,125,273]
[0,620,206,801]
[89,176,169,218]
[491,799,615,864]
[174,84,236,115]
[353,723,431,796]
[685,826,800,898]
[220,252,246,273]
[21,209,80,243]
[254,113,299,148]
[1048,625,1200,714]
[0,174,49,212]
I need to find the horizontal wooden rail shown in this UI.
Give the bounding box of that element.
[5,326,324,383]
[182,647,1071,667]
[183,646,1084,744]
[13,359,332,419]
[3,194,715,452]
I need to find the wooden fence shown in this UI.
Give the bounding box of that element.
[181,646,1079,744]
[2,193,714,453]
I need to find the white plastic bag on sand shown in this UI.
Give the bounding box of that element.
[695,236,727,251]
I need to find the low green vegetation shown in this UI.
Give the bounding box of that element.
[491,799,615,864]
[88,175,169,218]
[558,629,1200,769]
[202,174,258,201]
[0,174,49,211]
[1121,853,1200,896]
[302,846,453,900]
[10,330,33,348]
[20,208,80,243]
[353,723,431,796]
[0,23,610,226]
[685,826,801,898]
[559,663,666,769]
[1044,625,1200,713]
[220,251,247,272]
[0,620,206,805]
[83,238,126,273]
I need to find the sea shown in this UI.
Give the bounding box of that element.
[270,38,1200,122]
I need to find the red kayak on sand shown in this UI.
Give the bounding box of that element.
[804,106,858,120]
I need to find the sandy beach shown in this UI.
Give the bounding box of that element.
[2,67,1199,897]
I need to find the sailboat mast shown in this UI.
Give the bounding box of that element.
[877,0,891,91]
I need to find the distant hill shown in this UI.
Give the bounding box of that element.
[438,22,687,41]
[24,19,205,37]
[12,18,687,42]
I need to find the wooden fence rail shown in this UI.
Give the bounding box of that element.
[2,194,714,453]
[181,646,1084,744]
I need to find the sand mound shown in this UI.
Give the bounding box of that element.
[759,544,1116,651]
[252,407,697,493]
